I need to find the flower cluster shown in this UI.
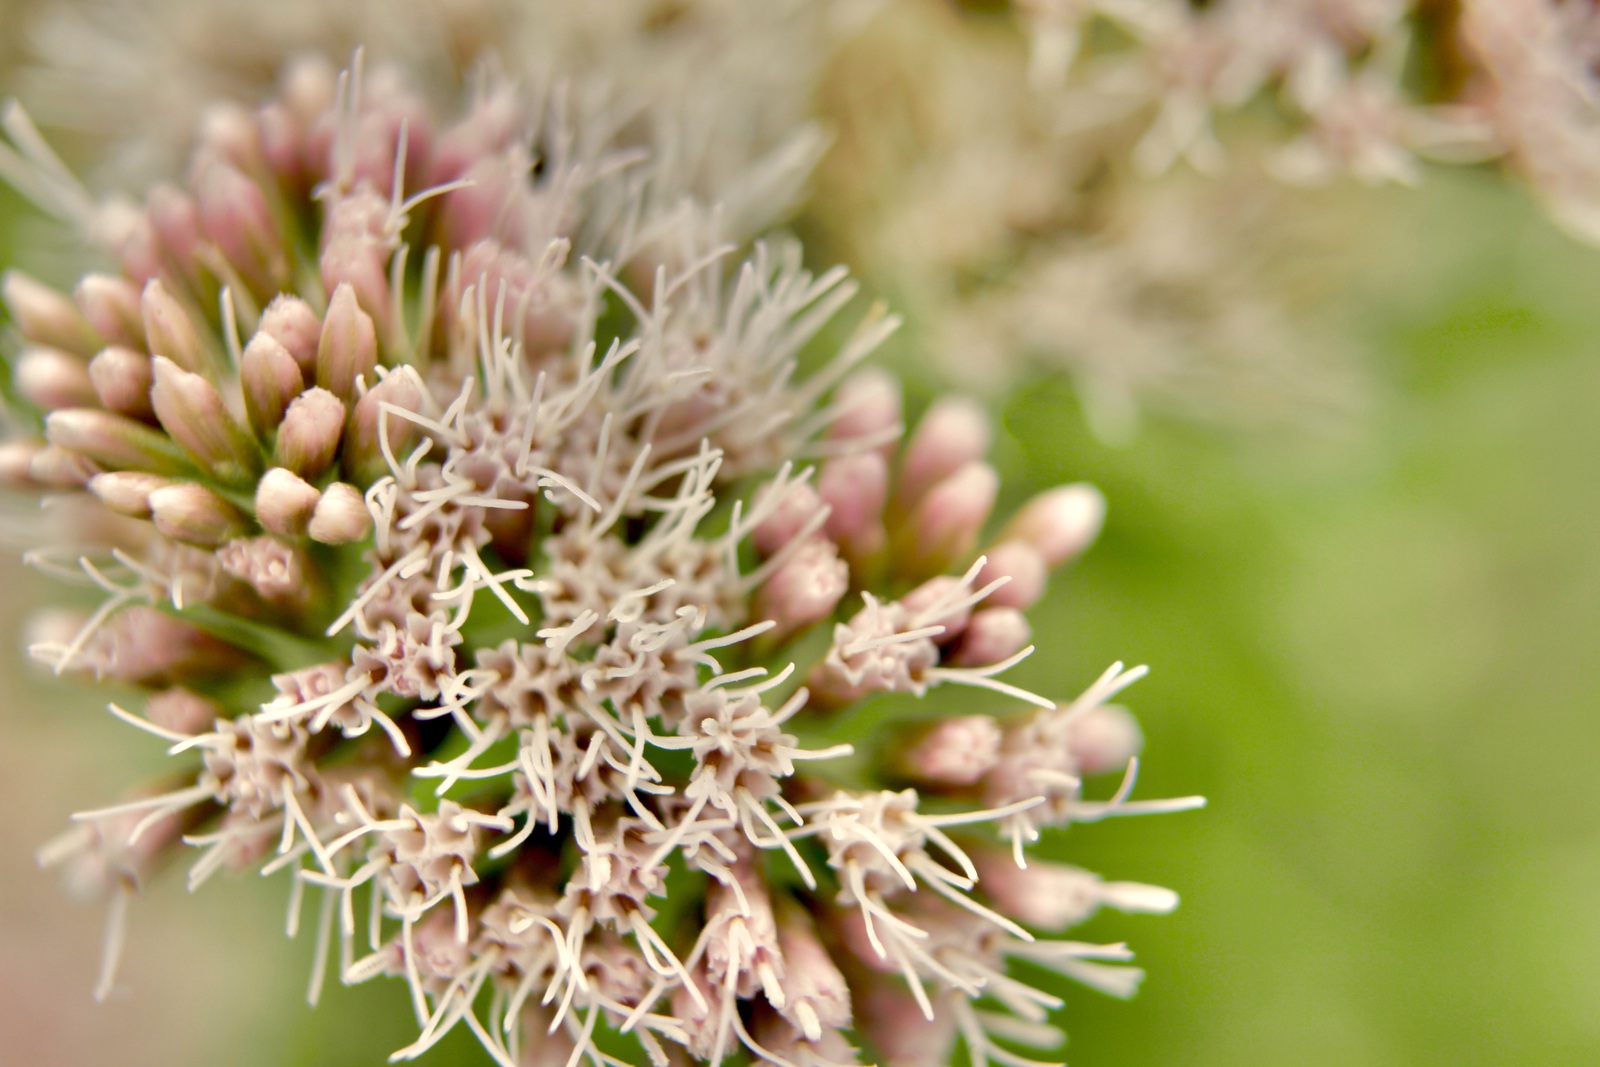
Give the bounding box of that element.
[0,54,1200,1067]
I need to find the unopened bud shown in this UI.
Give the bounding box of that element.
[756,539,849,636]
[87,346,156,419]
[0,440,44,489]
[975,540,1048,610]
[196,103,263,173]
[2,270,101,355]
[308,482,371,544]
[316,283,378,401]
[818,452,888,544]
[753,481,825,558]
[28,445,99,488]
[902,575,975,637]
[240,333,305,434]
[906,460,998,575]
[141,278,209,374]
[258,295,322,375]
[898,396,991,507]
[773,902,853,1038]
[148,482,250,546]
[145,687,221,736]
[89,471,174,517]
[857,982,955,1067]
[46,408,189,474]
[345,369,422,481]
[147,184,204,280]
[74,274,146,348]
[196,157,288,296]
[828,367,902,449]
[949,607,1031,667]
[255,467,321,536]
[14,347,97,410]
[974,852,1179,931]
[1002,483,1106,567]
[275,387,345,478]
[150,356,260,483]
[320,236,391,329]
[1067,703,1143,776]
[903,715,1002,786]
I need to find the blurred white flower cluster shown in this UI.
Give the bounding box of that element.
[0,34,1202,1067]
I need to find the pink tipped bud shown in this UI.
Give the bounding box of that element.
[904,715,1002,786]
[240,333,305,434]
[87,346,156,419]
[898,396,992,506]
[316,283,378,401]
[949,607,1031,667]
[753,481,825,558]
[89,471,173,517]
[756,539,849,636]
[145,687,221,736]
[258,295,322,375]
[773,904,853,1038]
[255,467,321,536]
[0,440,45,489]
[148,482,250,546]
[2,270,100,355]
[74,274,146,348]
[14,346,97,410]
[275,387,345,479]
[196,102,263,172]
[906,460,998,574]
[308,482,371,544]
[818,451,888,544]
[975,852,1179,931]
[147,184,204,280]
[857,982,956,1067]
[196,157,288,296]
[975,540,1049,610]
[46,408,188,474]
[140,278,208,374]
[150,356,259,483]
[1003,483,1106,567]
[1068,703,1144,776]
[320,236,392,330]
[346,369,422,481]
[28,445,99,488]
[902,575,975,637]
[828,366,902,449]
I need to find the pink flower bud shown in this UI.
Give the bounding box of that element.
[275,387,345,479]
[240,332,305,434]
[255,467,321,536]
[755,539,849,636]
[28,445,99,488]
[150,356,260,483]
[146,184,205,280]
[975,540,1049,610]
[902,575,974,638]
[818,451,888,544]
[828,366,902,448]
[975,852,1178,931]
[320,236,392,330]
[316,283,378,401]
[140,278,209,374]
[87,346,156,419]
[309,482,371,544]
[773,905,853,1038]
[346,369,422,481]
[100,606,241,684]
[257,101,305,188]
[903,715,1002,786]
[47,408,189,474]
[753,481,826,557]
[258,295,323,375]
[949,607,1031,667]
[13,346,97,410]
[148,482,250,546]
[88,472,174,517]
[2,270,100,355]
[898,396,991,507]
[0,439,44,489]
[906,460,998,575]
[1002,482,1106,567]
[144,687,220,736]
[74,274,146,348]
[857,982,956,1067]
[195,156,288,297]
[1067,703,1143,776]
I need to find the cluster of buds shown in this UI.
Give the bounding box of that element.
[1,53,1200,1067]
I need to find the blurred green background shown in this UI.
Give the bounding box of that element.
[4,62,1600,1067]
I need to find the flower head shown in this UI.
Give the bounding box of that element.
[2,52,1200,1067]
